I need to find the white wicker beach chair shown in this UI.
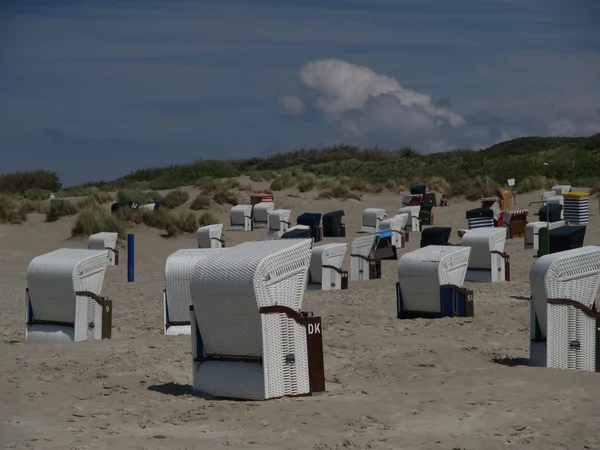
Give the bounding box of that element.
[189,239,326,400]
[524,221,566,250]
[308,243,348,291]
[552,185,571,195]
[397,206,421,232]
[267,209,292,237]
[350,234,381,281]
[253,202,275,228]
[197,224,224,249]
[88,232,119,265]
[396,246,473,318]
[460,227,509,282]
[547,195,564,219]
[360,208,387,233]
[529,246,600,371]
[230,204,253,231]
[25,248,113,343]
[380,213,409,249]
[542,191,555,203]
[164,248,224,336]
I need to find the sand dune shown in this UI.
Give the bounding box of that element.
[1,188,599,449]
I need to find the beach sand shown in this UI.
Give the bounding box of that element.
[1,187,599,450]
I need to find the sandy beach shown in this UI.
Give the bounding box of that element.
[1,187,599,450]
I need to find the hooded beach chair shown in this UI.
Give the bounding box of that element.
[396,246,473,319]
[297,213,322,242]
[189,239,326,400]
[419,201,435,226]
[420,227,452,248]
[466,208,495,230]
[322,210,345,237]
[397,206,421,232]
[25,248,113,343]
[502,210,528,238]
[230,204,253,231]
[308,243,348,290]
[563,192,590,225]
[350,234,381,281]
[529,246,600,371]
[197,224,224,249]
[88,232,119,266]
[163,248,224,335]
[267,209,292,237]
[253,201,275,228]
[524,220,566,251]
[360,208,386,233]
[380,213,408,249]
[460,227,510,282]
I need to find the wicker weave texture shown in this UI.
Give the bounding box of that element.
[88,232,118,265]
[190,239,312,399]
[309,243,347,289]
[397,246,471,313]
[267,209,292,237]
[461,227,506,270]
[26,248,110,343]
[196,224,223,248]
[397,206,421,232]
[350,235,379,281]
[253,202,275,228]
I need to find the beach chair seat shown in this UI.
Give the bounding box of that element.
[396,246,473,319]
[197,224,224,249]
[25,248,113,343]
[253,201,275,228]
[397,206,421,232]
[297,213,322,242]
[189,239,325,400]
[529,246,600,371]
[308,243,348,290]
[380,213,408,249]
[524,220,566,251]
[164,248,224,335]
[267,209,292,237]
[420,227,452,248]
[461,227,510,282]
[88,232,119,265]
[350,234,381,281]
[360,208,386,233]
[230,204,253,231]
[322,210,345,237]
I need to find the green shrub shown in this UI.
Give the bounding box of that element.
[213,189,238,205]
[190,194,211,210]
[0,194,28,224]
[71,209,127,239]
[163,189,190,209]
[198,211,219,226]
[298,174,316,192]
[24,188,51,201]
[116,189,163,205]
[0,170,61,194]
[46,200,79,222]
[270,175,296,191]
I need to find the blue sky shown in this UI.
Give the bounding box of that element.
[1,0,599,186]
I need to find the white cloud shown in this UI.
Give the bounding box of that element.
[278,94,304,115]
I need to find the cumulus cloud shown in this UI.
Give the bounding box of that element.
[278,58,599,152]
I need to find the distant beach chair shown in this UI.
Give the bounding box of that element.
[397,205,421,233]
[163,248,223,335]
[281,225,312,240]
[252,201,275,229]
[267,209,292,237]
[296,213,323,242]
[524,221,565,251]
[308,243,348,291]
[197,224,224,249]
[322,210,345,237]
[380,213,408,250]
[396,245,473,319]
[350,234,381,281]
[189,239,326,400]
[139,202,163,211]
[529,246,600,371]
[551,185,571,195]
[229,204,253,231]
[502,210,529,238]
[25,248,113,343]
[466,208,495,230]
[420,226,452,248]
[88,232,119,266]
[461,227,510,282]
[360,208,386,233]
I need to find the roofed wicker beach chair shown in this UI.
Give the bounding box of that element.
[461,227,510,282]
[164,248,224,335]
[252,201,275,229]
[350,234,381,281]
[397,205,421,232]
[308,243,348,290]
[551,185,571,195]
[189,239,326,400]
[322,210,346,237]
[396,246,473,319]
[230,204,253,231]
[88,232,119,265]
[267,209,292,237]
[197,224,224,249]
[380,213,409,249]
[524,220,566,251]
[529,246,600,371]
[502,210,528,238]
[25,248,113,343]
[360,208,386,233]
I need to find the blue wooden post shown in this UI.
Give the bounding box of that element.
[127,233,135,282]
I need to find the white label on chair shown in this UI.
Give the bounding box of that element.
[307,323,321,335]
